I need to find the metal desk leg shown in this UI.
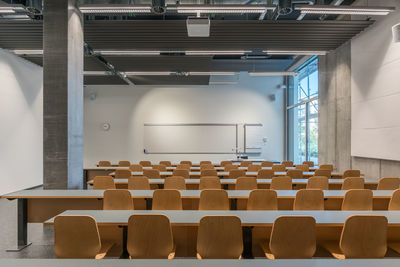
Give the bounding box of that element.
[120,226,129,259]
[242,226,254,259]
[7,199,32,252]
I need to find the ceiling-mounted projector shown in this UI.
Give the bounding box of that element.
[186,17,210,37]
[393,23,400,43]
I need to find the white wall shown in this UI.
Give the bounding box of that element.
[84,73,285,166]
[351,0,400,161]
[0,49,43,195]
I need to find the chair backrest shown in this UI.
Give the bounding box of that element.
[54,215,101,258]
[152,164,167,171]
[128,177,150,190]
[228,169,246,179]
[247,165,262,172]
[342,189,373,211]
[200,161,212,165]
[389,189,400,210]
[343,170,361,179]
[377,177,400,190]
[269,216,316,259]
[118,161,131,167]
[139,161,152,167]
[220,160,232,167]
[296,164,309,172]
[199,177,221,190]
[261,161,274,167]
[340,215,387,258]
[224,165,238,171]
[103,189,133,210]
[152,189,182,210]
[129,164,143,171]
[199,189,229,210]
[164,176,186,190]
[314,169,332,178]
[98,161,111,167]
[272,164,286,172]
[341,177,365,190]
[200,164,214,171]
[282,161,294,167]
[115,169,131,179]
[127,214,174,259]
[235,177,258,190]
[270,176,292,190]
[197,216,243,259]
[172,169,190,179]
[247,189,278,210]
[93,176,115,190]
[240,161,252,167]
[176,164,190,170]
[180,160,192,166]
[257,169,274,179]
[286,169,303,179]
[319,164,334,171]
[159,161,172,167]
[302,161,315,167]
[294,189,324,210]
[143,169,160,178]
[201,169,218,177]
[306,176,329,190]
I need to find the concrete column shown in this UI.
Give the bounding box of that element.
[43,0,84,189]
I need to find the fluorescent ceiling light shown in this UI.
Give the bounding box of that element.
[249,71,297,76]
[10,49,43,55]
[79,5,152,14]
[185,50,251,55]
[265,50,327,56]
[95,50,161,56]
[84,71,113,76]
[125,71,174,76]
[0,6,24,13]
[176,5,275,14]
[189,72,238,76]
[296,5,395,15]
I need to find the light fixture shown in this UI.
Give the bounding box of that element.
[79,5,152,14]
[9,49,43,55]
[94,50,161,56]
[393,23,400,43]
[185,50,251,55]
[0,5,25,13]
[124,71,174,76]
[265,50,327,55]
[189,72,238,76]
[176,5,275,14]
[296,5,395,16]
[84,71,113,76]
[249,71,297,76]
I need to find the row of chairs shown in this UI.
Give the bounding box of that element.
[54,214,393,259]
[99,188,400,211]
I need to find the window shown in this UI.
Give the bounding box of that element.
[287,57,319,164]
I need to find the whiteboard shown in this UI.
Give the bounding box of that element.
[144,124,237,154]
[245,124,263,153]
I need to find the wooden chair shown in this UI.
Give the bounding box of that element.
[164,176,186,190]
[98,161,111,167]
[220,160,232,167]
[128,177,150,190]
[201,169,218,177]
[296,164,309,172]
[293,189,324,210]
[282,161,294,167]
[200,161,212,165]
[261,161,274,167]
[172,169,190,179]
[260,216,316,259]
[152,164,167,171]
[199,189,229,210]
[240,161,252,167]
[272,164,286,172]
[235,177,257,190]
[343,170,361,179]
[247,189,278,210]
[103,189,133,210]
[127,214,175,259]
[93,176,115,190]
[341,189,372,211]
[248,165,262,172]
[54,215,113,259]
[322,215,387,259]
[139,161,152,167]
[341,177,365,190]
[159,161,172,167]
[115,169,131,179]
[118,161,131,167]
[377,177,400,190]
[152,189,182,210]
[257,169,274,179]
[306,176,329,190]
[389,189,400,210]
[199,177,221,190]
[176,164,190,170]
[129,164,143,172]
[314,169,332,178]
[224,165,238,171]
[270,176,292,190]
[180,160,192,166]
[229,169,246,179]
[197,216,243,259]
[200,164,214,171]
[143,169,160,179]
[302,161,315,167]
[319,164,334,171]
[287,169,303,179]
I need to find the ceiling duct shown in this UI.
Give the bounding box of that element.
[152,0,166,14]
[278,0,292,15]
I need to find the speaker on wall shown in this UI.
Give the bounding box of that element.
[393,23,400,43]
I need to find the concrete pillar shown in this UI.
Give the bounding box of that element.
[43,0,84,189]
